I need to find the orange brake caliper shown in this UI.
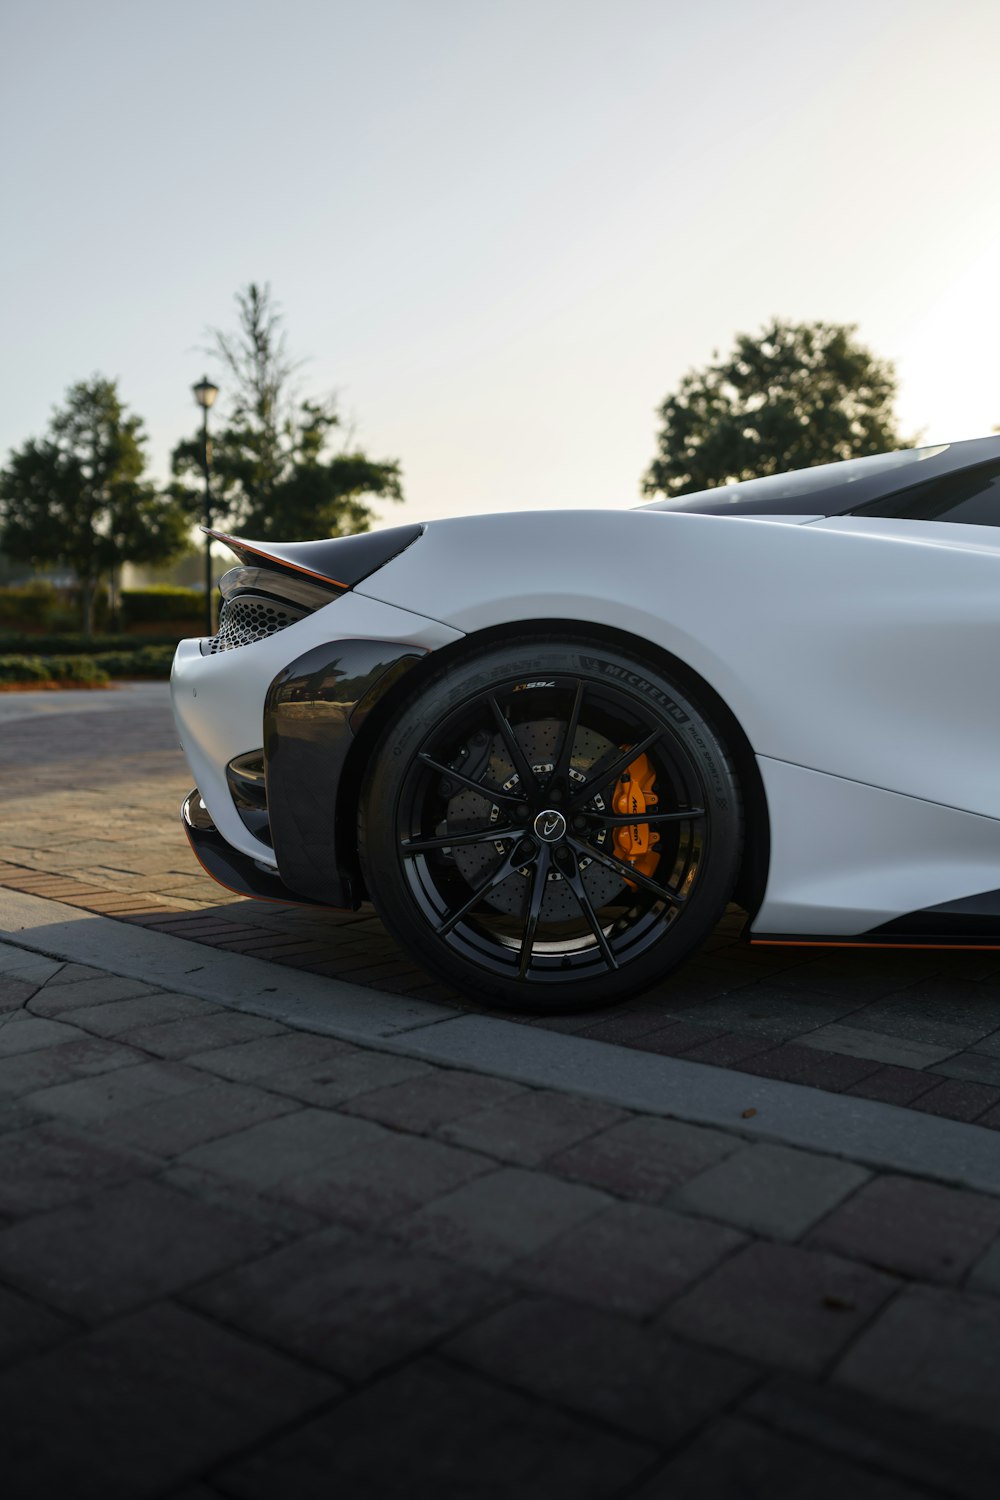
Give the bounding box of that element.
[612,752,662,886]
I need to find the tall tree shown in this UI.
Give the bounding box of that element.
[0,378,190,633]
[642,319,908,500]
[171,283,403,540]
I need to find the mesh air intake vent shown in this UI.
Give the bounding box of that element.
[208,593,307,654]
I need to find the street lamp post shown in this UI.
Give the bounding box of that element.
[192,375,220,636]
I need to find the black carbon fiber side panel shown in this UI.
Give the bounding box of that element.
[263,639,427,906]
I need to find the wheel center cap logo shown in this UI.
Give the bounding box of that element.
[534,809,567,843]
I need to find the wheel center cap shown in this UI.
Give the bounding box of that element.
[533,809,567,843]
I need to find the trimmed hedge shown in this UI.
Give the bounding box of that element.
[0,632,182,656]
[0,654,109,687]
[0,584,118,633]
[91,645,175,678]
[0,584,59,628]
[121,586,204,626]
[0,584,208,634]
[0,644,174,687]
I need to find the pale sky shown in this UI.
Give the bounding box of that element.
[2,0,998,530]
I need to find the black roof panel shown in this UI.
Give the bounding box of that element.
[638,438,1000,518]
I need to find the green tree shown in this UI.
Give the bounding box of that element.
[642,319,908,500]
[171,283,403,540]
[0,378,190,633]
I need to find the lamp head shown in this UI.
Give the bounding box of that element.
[192,375,219,410]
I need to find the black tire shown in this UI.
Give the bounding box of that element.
[358,636,743,1011]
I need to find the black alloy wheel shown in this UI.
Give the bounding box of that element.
[358,637,743,1011]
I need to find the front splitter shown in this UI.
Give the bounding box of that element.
[181,789,347,910]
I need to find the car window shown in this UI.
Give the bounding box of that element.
[847,460,1000,528]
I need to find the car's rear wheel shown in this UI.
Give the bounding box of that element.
[358,637,743,1011]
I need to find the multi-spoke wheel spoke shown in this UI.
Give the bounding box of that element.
[583,807,704,828]
[436,841,536,936]
[557,848,619,972]
[548,678,585,792]
[402,825,516,856]
[417,752,523,808]
[565,728,662,810]
[567,834,686,907]
[518,845,551,979]
[488,695,539,793]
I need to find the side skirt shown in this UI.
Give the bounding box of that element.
[753,887,1000,950]
[751,936,1000,952]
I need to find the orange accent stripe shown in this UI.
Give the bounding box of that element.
[750,938,1000,952]
[206,529,348,589]
[183,822,350,913]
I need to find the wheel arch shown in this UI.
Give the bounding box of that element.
[335,617,770,922]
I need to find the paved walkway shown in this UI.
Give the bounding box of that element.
[3,935,1000,1497]
[4,686,1000,1130]
[6,689,1000,1492]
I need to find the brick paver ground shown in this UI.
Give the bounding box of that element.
[6,687,1000,1130]
[3,942,1000,1496]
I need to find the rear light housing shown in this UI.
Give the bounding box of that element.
[203,566,339,655]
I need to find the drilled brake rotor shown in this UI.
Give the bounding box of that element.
[446,719,626,919]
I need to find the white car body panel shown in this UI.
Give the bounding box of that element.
[757,758,1000,934]
[348,507,1000,936]
[805,514,1000,550]
[359,509,1000,816]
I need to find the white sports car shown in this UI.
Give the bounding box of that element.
[171,436,1000,1009]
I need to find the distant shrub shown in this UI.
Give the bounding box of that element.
[121,586,204,627]
[0,632,182,656]
[0,583,59,629]
[0,654,109,687]
[0,654,50,683]
[90,645,174,679]
[45,603,87,632]
[0,583,116,633]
